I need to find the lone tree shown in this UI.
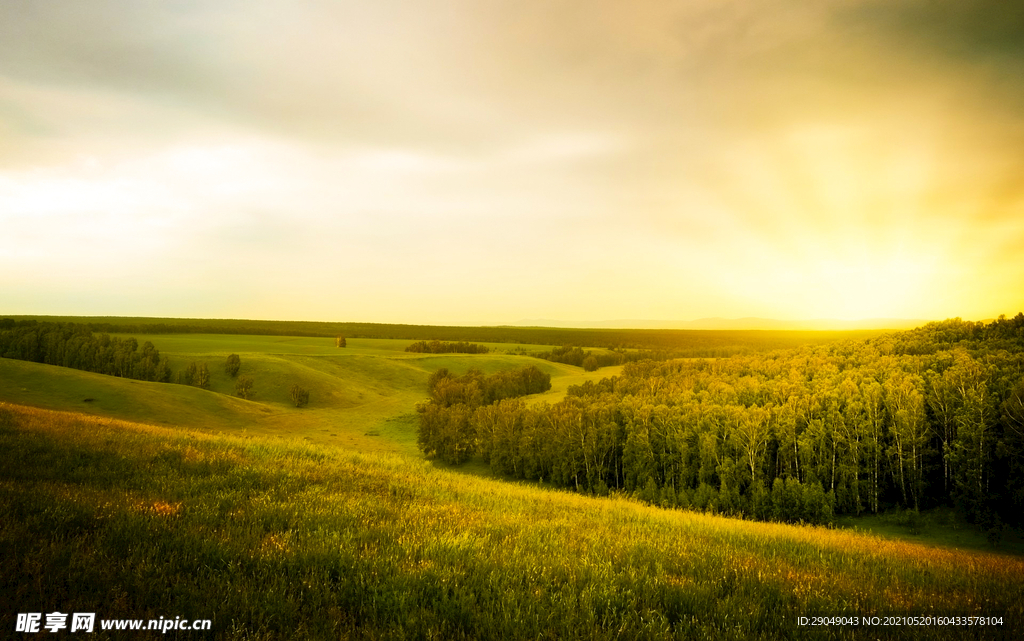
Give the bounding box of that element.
[235,376,254,400]
[225,353,241,377]
[290,384,310,407]
[196,363,211,389]
[335,336,347,348]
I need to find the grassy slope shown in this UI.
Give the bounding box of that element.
[2,404,1022,640]
[0,336,576,455]
[3,334,1023,638]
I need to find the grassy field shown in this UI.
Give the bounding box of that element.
[0,336,587,456]
[2,334,1023,639]
[3,403,1023,640]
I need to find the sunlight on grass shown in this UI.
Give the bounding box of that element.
[2,403,1021,639]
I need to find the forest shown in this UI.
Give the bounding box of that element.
[0,320,172,383]
[419,315,1024,532]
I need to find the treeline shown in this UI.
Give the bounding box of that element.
[0,320,172,382]
[405,340,490,354]
[4,315,890,354]
[435,315,1024,530]
[417,366,551,464]
[534,345,668,371]
[874,314,1024,355]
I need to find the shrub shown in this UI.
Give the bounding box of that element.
[290,384,309,408]
[225,354,241,377]
[660,484,677,508]
[235,376,254,400]
[693,482,718,512]
[639,477,659,504]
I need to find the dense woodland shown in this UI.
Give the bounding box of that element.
[417,366,551,464]
[0,320,172,382]
[405,340,490,354]
[421,315,1024,531]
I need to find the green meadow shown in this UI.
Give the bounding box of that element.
[0,336,578,456]
[1,333,1022,639]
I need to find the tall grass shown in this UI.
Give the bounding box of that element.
[1,402,1021,639]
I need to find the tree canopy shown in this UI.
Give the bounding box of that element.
[422,315,1024,529]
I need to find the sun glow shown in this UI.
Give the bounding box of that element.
[797,256,934,321]
[665,115,1005,322]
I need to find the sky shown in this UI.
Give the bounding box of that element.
[2,0,1023,326]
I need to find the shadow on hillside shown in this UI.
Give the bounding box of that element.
[836,507,1024,556]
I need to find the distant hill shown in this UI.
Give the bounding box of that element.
[509,317,931,331]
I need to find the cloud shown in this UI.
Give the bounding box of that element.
[1,0,1022,322]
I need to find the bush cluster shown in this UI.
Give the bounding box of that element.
[405,340,489,354]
